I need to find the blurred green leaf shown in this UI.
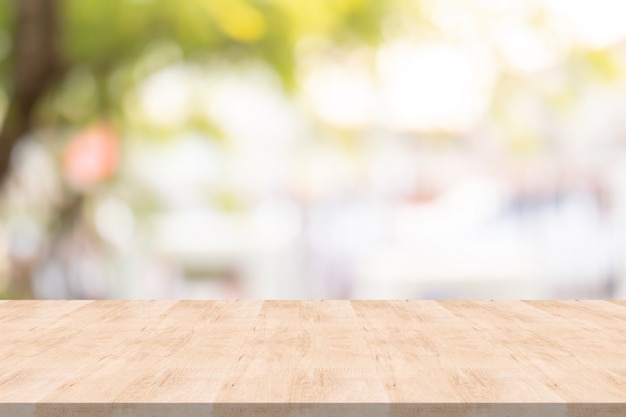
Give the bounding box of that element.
[583,49,622,82]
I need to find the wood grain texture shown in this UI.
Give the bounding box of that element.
[1,300,625,416]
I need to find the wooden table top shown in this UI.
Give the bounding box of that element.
[1,300,626,416]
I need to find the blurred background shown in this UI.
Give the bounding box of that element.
[1,0,626,300]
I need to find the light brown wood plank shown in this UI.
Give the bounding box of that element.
[1,300,625,416]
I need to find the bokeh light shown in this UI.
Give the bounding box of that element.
[1,0,626,299]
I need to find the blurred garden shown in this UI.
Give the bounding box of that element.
[2,0,626,299]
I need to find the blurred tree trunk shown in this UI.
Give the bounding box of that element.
[0,0,63,188]
[1,0,64,298]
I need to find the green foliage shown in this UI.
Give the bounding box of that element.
[40,0,388,128]
[0,1,14,89]
[583,49,622,82]
[59,0,391,83]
